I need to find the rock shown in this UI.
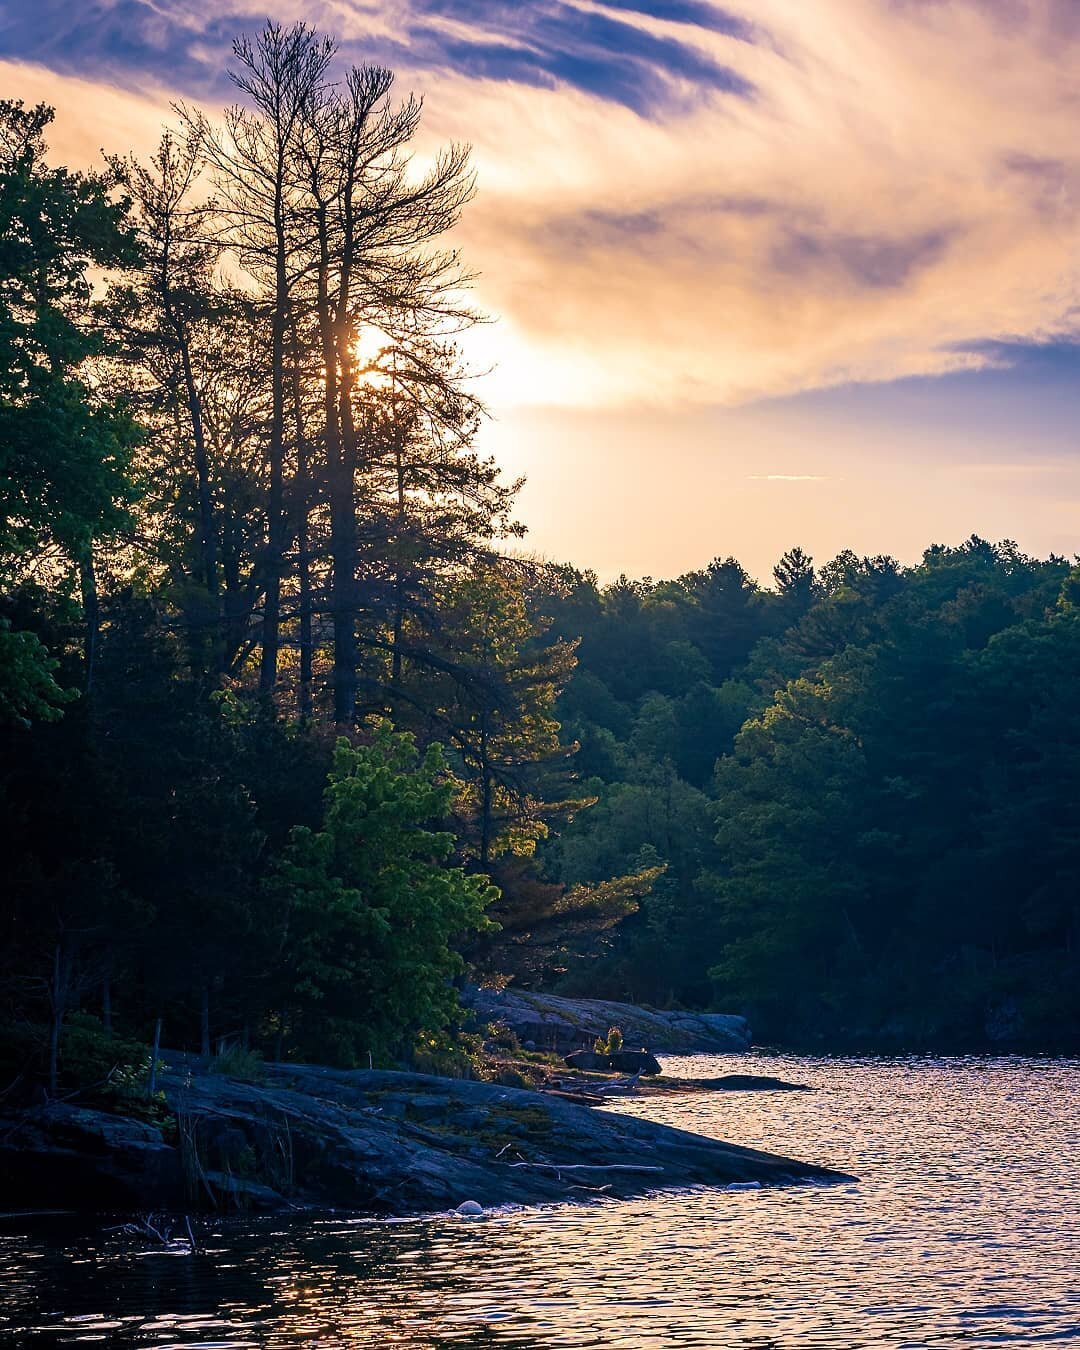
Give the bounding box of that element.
[199,1170,286,1210]
[564,1049,663,1075]
[564,1050,611,1072]
[0,1058,853,1217]
[455,1200,484,1216]
[608,1050,662,1076]
[462,987,751,1053]
[0,1103,183,1210]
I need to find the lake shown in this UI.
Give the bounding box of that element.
[2,1053,1077,1347]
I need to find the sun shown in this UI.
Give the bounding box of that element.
[353,324,393,390]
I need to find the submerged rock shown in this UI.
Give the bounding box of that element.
[0,1058,850,1216]
[696,1075,811,1092]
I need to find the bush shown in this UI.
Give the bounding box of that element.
[208,1046,265,1083]
[59,1012,151,1093]
[0,1019,46,1090]
[593,1025,624,1055]
[412,1029,483,1079]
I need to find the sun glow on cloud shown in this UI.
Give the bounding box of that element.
[7,0,1080,413]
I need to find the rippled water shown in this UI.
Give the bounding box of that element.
[2,1054,1078,1348]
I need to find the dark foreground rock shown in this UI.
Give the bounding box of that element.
[464,987,752,1053]
[0,1059,850,1215]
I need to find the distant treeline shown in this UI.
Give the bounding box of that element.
[537,540,1080,1051]
[2,24,1077,1093]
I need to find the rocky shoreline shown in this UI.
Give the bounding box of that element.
[462,987,753,1053]
[0,1057,851,1216]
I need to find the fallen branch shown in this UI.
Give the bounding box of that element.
[505,1162,664,1174]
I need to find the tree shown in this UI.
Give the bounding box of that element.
[269,724,497,1063]
[0,100,141,695]
[772,545,818,622]
[423,567,581,866]
[289,54,478,722]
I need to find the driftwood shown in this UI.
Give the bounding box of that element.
[104,1212,197,1250]
[542,1074,641,1100]
[506,1162,664,1174]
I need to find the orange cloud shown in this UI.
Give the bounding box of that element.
[7,1,1080,420]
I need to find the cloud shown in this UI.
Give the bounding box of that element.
[0,0,755,113]
[402,0,1080,409]
[0,57,190,163]
[6,0,1080,412]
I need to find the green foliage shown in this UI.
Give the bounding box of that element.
[593,1026,623,1054]
[57,1012,149,1090]
[0,617,73,725]
[270,724,498,1064]
[49,1013,171,1131]
[421,567,582,864]
[535,537,1080,1046]
[411,1029,485,1079]
[0,100,141,574]
[0,63,651,1092]
[208,1046,266,1083]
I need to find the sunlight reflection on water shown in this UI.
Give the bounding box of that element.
[1,1054,1078,1348]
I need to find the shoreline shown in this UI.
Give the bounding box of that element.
[0,1058,854,1219]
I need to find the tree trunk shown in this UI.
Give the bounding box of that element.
[102,972,113,1036]
[158,217,219,675]
[259,179,289,702]
[331,323,360,724]
[200,983,210,1058]
[289,320,313,719]
[79,549,99,696]
[148,1017,163,1098]
[390,420,407,693]
[313,206,357,727]
[479,717,492,868]
[47,942,67,1097]
[177,331,217,602]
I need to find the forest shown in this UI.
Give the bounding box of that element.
[2,23,1078,1102]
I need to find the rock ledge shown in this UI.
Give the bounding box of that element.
[0,1058,849,1215]
[464,988,751,1053]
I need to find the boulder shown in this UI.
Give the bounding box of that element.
[609,1049,662,1076]
[563,1050,610,1071]
[563,1048,663,1075]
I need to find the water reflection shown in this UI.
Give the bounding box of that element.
[2,1055,1077,1348]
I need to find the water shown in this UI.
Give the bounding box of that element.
[2,1053,1078,1348]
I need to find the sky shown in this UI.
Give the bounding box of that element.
[4,0,1080,583]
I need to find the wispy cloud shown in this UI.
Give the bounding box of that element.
[0,0,755,113]
[6,0,1080,413]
